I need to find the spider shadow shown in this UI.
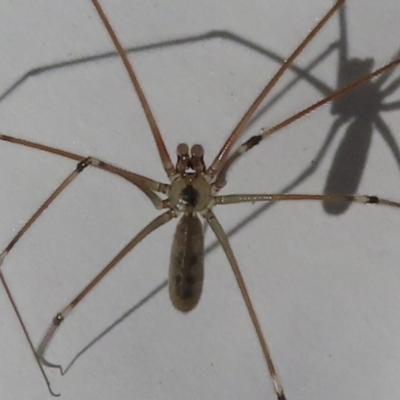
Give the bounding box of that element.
[256,6,400,215]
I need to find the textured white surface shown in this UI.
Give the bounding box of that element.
[0,1,400,399]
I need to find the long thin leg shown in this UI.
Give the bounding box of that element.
[0,144,168,392]
[0,155,167,267]
[214,57,400,189]
[260,60,400,141]
[91,0,175,177]
[0,159,100,396]
[0,158,87,264]
[204,209,286,400]
[248,42,338,131]
[215,116,344,192]
[37,210,175,369]
[61,280,168,375]
[374,47,400,88]
[0,272,60,397]
[0,134,169,197]
[206,0,345,179]
[215,193,400,209]
[208,192,400,399]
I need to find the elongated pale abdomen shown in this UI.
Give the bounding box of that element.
[169,213,204,312]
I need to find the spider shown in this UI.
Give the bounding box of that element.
[0,1,399,399]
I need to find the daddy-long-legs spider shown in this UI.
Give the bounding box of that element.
[3,3,396,398]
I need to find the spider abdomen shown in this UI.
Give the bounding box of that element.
[169,213,204,312]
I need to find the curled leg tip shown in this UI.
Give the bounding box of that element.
[49,388,61,397]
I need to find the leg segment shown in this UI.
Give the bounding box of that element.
[0,155,168,267]
[207,0,345,179]
[0,158,90,265]
[36,210,175,369]
[91,0,175,177]
[215,193,400,209]
[0,134,169,198]
[218,57,400,179]
[204,209,286,400]
[0,272,60,397]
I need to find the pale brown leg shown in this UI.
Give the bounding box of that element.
[204,209,286,400]
[0,158,96,395]
[36,210,175,370]
[0,150,171,393]
[0,272,60,397]
[0,151,169,266]
[0,135,171,392]
[214,193,400,209]
[0,158,87,264]
[207,0,346,180]
[213,57,400,190]
[0,134,169,197]
[91,0,175,177]
[4,0,178,392]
